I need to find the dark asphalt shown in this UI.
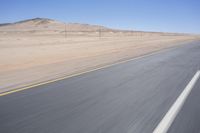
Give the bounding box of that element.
[0,41,200,133]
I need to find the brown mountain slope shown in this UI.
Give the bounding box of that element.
[0,18,109,31]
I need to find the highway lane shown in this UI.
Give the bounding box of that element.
[0,41,200,133]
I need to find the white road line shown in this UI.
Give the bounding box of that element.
[153,70,200,133]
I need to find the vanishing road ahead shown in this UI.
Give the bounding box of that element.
[0,41,200,133]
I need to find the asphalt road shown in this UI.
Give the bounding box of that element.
[0,41,200,133]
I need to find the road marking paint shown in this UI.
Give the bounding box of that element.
[0,43,191,97]
[153,70,200,133]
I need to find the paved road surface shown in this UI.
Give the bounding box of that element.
[0,41,200,133]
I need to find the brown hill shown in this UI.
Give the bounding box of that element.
[0,18,109,31]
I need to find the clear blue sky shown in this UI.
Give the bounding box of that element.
[0,0,199,33]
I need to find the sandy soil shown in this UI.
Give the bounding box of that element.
[0,32,199,93]
[0,19,199,93]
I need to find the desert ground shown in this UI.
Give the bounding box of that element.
[0,18,199,93]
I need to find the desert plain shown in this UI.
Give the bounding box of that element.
[0,18,199,93]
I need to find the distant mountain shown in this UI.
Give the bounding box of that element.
[0,23,11,27]
[0,18,110,32]
[14,18,54,25]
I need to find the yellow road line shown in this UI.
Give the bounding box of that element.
[0,45,184,97]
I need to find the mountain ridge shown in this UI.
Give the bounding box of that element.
[0,18,110,31]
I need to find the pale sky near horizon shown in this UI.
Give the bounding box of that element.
[0,0,199,33]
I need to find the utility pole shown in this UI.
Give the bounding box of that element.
[65,23,67,38]
[99,28,101,39]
